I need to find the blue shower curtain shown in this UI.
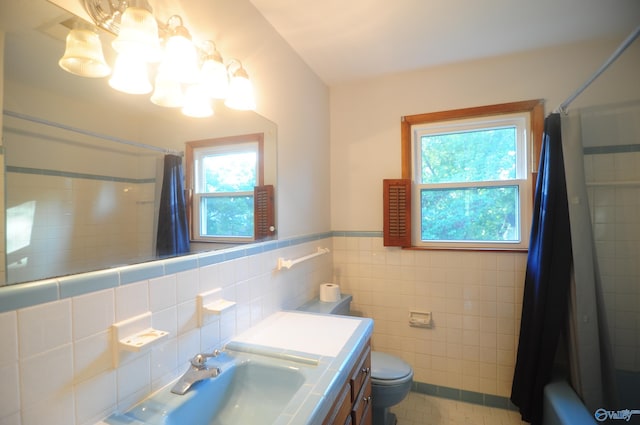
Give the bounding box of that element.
[156,154,190,257]
[510,113,573,424]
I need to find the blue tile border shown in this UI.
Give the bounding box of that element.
[59,269,120,298]
[118,262,169,285]
[412,380,518,411]
[461,389,485,405]
[0,279,59,311]
[584,144,640,155]
[6,165,156,184]
[0,231,344,313]
[332,230,383,237]
[163,256,199,275]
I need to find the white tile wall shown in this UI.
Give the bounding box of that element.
[332,236,527,397]
[0,240,332,425]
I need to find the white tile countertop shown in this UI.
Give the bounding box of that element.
[102,310,373,425]
[231,311,362,357]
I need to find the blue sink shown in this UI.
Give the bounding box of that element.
[167,360,305,425]
[107,351,309,425]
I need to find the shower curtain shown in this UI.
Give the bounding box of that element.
[511,113,573,425]
[512,112,619,423]
[156,154,190,257]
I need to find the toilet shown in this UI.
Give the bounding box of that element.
[297,294,413,425]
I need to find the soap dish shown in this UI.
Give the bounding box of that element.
[112,312,169,366]
[197,288,236,326]
[119,328,169,352]
[203,299,236,314]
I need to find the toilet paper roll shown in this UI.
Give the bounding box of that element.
[320,283,341,302]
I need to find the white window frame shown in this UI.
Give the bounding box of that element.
[410,112,532,250]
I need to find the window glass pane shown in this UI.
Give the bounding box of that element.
[419,127,517,184]
[201,151,257,193]
[420,186,520,242]
[200,196,254,237]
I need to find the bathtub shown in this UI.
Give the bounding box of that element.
[543,380,596,425]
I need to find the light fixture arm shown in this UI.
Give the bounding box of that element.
[83,0,154,34]
[226,59,247,78]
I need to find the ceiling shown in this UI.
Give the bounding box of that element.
[249,0,640,86]
[1,0,639,90]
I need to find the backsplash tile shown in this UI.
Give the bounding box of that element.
[114,281,149,322]
[20,344,74,424]
[116,353,151,413]
[74,371,117,425]
[0,236,332,424]
[18,299,72,358]
[72,289,114,340]
[149,275,177,312]
[0,311,17,364]
[0,362,20,419]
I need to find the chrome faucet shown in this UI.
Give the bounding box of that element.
[171,350,222,395]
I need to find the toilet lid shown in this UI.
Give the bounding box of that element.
[371,352,412,381]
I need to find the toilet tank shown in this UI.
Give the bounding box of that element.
[297,294,352,315]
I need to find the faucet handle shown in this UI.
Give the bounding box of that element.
[190,350,221,367]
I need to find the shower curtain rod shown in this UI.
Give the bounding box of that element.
[3,110,183,157]
[554,25,640,114]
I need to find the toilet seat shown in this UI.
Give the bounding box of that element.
[371,352,413,386]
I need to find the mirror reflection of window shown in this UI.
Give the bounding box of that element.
[187,133,275,243]
[196,143,258,239]
[6,201,36,256]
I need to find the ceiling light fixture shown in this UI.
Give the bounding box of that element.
[224,59,257,111]
[58,20,111,78]
[58,0,257,117]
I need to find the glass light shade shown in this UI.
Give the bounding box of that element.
[59,26,111,78]
[108,53,152,94]
[111,6,161,62]
[182,84,214,117]
[200,57,229,99]
[157,34,199,84]
[151,76,184,108]
[224,70,256,111]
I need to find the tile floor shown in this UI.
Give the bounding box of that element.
[390,392,529,425]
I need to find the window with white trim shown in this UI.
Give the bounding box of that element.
[413,113,530,248]
[384,100,543,250]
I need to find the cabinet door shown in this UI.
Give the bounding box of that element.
[350,345,371,401]
[324,382,352,425]
[351,376,372,425]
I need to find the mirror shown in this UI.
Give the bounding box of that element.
[1,0,277,285]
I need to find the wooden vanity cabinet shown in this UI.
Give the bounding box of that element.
[323,340,372,425]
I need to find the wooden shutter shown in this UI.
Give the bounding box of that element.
[254,185,275,240]
[383,179,411,247]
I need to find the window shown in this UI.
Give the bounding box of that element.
[384,100,544,250]
[186,133,275,243]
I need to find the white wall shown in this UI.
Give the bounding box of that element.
[329,38,640,397]
[330,38,640,231]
